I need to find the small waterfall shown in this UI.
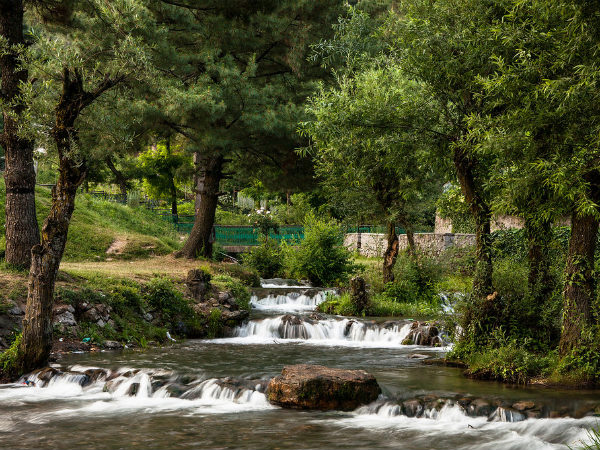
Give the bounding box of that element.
[231,315,413,347]
[5,366,272,412]
[355,401,526,423]
[250,292,327,312]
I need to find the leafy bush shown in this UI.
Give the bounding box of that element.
[243,237,284,278]
[214,263,260,287]
[0,333,22,377]
[144,276,193,324]
[207,308,223,338]
[285,213,358,286]
[212,274,251,311]
[462,343,556,384]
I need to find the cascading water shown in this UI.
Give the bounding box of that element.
[225,315,416,348]
[250,292,328,312]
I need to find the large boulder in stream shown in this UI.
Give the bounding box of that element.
[266,364,381,411]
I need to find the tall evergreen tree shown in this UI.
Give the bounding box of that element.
[140,0,343,259]
[0,0,40,268]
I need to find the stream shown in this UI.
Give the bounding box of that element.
[0,280,598,449]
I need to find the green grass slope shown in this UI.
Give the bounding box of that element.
[0,178,181,262]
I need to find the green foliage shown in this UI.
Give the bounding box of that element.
[572,425,600,450]
[0,333,23,378]
[285,214,358,286]
[207,308,223,339]
[144,277,192,325]
[317,291,440,318]
[212,274,251,311]
[556,328,600,383]
[137,142,191,204]
[213,264,260,288]
[461,343,556,385]
[242,238,284,278]
[436,185,475,234]
[249,213,279,238]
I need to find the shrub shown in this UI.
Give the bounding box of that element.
[214,263,260,287]
[285,213,358,286]
[144,276,193,324]
[0,333,22,378]
[242,237,284,278]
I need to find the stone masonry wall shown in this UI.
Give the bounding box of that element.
[344,232,476,258]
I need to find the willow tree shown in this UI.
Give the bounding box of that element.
[303,65,445,283]
[16,0,159,373]
[475,0,600,356]
[140,0,343,259]
[389,0,509,298]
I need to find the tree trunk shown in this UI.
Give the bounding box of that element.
[105,156,129,199]
[453,148,493,298]
[18,67,115,373]
[1,0,40,268]
[171,185,178,217]
[177,153,223,259]
[558,211,599,357]
[525,217,553,304]
[19,154,85,372]
[382,221,398,284]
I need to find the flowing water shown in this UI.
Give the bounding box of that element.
[1,281,598,449]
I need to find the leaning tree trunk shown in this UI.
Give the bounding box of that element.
[453,148,493,298]
[382,221,399,284]
[105,156,129,199]
[177,153,223,259]
[19,153,85,372]
[558,210,599,357]
[18,68,116,373]
[524,217,553,305]
[1,0,40,268]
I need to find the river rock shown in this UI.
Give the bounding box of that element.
[266,364,381,411]
[403,321,445,346]
[54,310,77,327]
[186,269,211,301]
[103,340,123,350]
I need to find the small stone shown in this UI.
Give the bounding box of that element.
[8,306,23,316]
[103,340,123,350]
[143,312,153,322]
[55,311,77,327]
[512,401,536,412]
[408,353,430,359]
[96,319,106,328]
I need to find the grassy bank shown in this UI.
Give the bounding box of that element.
[0,178,181,262]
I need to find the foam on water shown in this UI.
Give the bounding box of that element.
[250,292,327,312]
[335,403,596,450]
[0,366,273,420]
[211,316,427,348]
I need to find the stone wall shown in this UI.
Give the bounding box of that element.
[344,232,476,258]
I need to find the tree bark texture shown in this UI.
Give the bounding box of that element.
[382,221,398,284]
[558,211,599,357]
[1,0,40,268]
[177,153,223,259]
[19,68,116,372]
[453,148,493,298]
